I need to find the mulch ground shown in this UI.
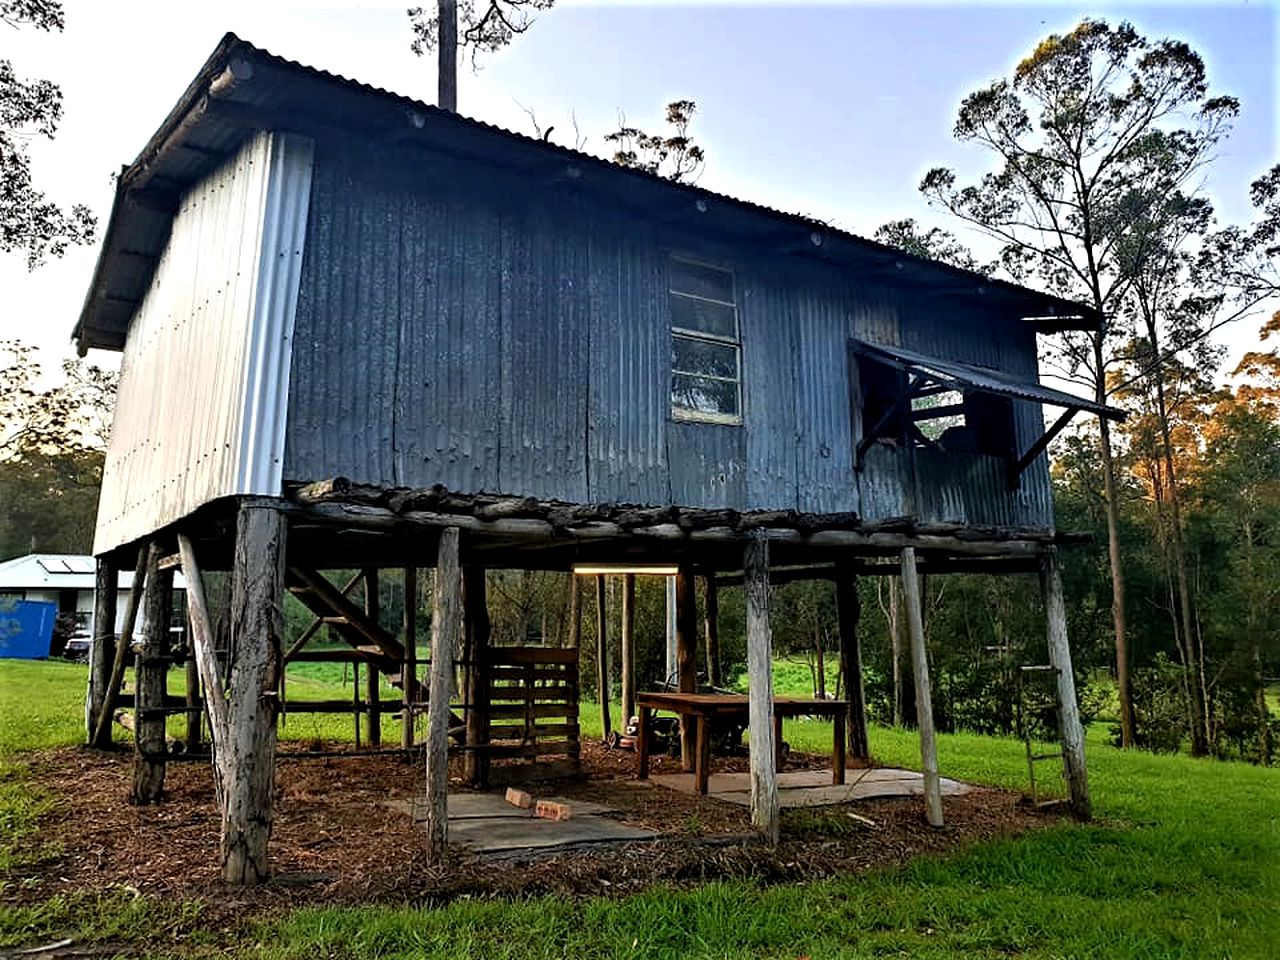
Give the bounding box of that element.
[8,740,1059,923]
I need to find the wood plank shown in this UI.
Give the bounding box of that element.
[487,703,577,720]
[488,683,576,700]
[488,646,581,665]
[487,722,580,739]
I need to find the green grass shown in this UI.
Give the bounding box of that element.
[1,659,1278,958]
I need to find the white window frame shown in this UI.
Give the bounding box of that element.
[669,255,743,425]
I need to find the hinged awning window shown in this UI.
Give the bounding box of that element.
[851,339,1126,488]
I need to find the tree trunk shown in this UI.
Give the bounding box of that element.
[463,566,490,785]
[437,0,457,111]
[363,568,381,746]
[621,574,636,723]
[220,504,287,884]
[402,567,418,750]
[1042,547,1092,820]
[1098,406,1136,748]
[703,574,721,687]
[675,566,698,769]
[595,575,611,739]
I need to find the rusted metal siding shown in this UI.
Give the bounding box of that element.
[283,140,1052,527]
[94,131,312,554]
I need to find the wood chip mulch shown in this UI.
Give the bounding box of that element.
[6,740,1060,928]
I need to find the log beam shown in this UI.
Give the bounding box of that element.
[425,527,462,864]
[132,545,170,804]
[835,571,870,761]
[595,575,611,740]
[744,531,779,844]
[87,558,118,744]
[463,566,490,786]
[90,548,149,749]
[620,574,636,724]
[220,503,287,884]
[1041,546,1091,819]
[901,547,943,827]
[402,567,418,750]
[675,566,698,769]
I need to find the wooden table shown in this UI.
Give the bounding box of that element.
[635,692,848,796]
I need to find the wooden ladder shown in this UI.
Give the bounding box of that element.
[284,567,405,683]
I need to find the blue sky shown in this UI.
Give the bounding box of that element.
[2,0,1275,371]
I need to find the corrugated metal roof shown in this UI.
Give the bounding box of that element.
[852,339,1125,421]
[0,554,185,590]
[74,33,1101,353]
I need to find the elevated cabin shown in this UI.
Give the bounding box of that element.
[74,35,1120,883]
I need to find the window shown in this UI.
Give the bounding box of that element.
[855,353,1015,463]
[670,257,741,423]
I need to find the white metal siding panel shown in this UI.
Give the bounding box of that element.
[93,131,314,554]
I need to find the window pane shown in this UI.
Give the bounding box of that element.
[673,335,738,379]
[671,294,737,338]
[672,373,739,416]
[670,259,734,303]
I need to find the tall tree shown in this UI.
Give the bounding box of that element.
[919,19,1238,747]
[1,0,94,267]
[873,219,992,275]
[407,0,555,112]
[605,100,706,183]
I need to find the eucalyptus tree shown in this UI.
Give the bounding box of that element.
[408,0,555,112]
[872,219,992,275]
[605,100,706,183]
[919,19,1239,747]
[1,0,94,267]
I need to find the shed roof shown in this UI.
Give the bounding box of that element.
[0,554,186,591]
[73,34,1102,354]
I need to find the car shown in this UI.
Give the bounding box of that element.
[62,632,92,662]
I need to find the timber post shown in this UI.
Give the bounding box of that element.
[363,567,381,746]
[463,565,490,786]
[132,544,171,804]
[91,548,149,749]
[595,575,611,739]
[620,573,636,725]
[744,531,780,844]
[88,558,118,744]
[703,573,721,687]
[835,570,870,761]
[1040,546,1091,820]
[402,566,418,751]
[184,612,202,752]
[901,547,943,827]
[220,503,287,884]
[675,565,698,770]
[425,527,462,864]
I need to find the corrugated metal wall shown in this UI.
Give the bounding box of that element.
[95,131,313,553]
[284,138,1053,529]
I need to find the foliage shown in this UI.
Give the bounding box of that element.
[0,342,115,559]
[872,218,992,275]
[408,0,554,62]
[605,100,706,183]
[0,0,95,268]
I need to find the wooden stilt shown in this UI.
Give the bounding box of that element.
[425,527,462,864]
[566,574,580,650]
[1041,546,1091,820]
[364,567,381,746]
[676,565,698,770]
[220,504,287,883]
[595,575,612,739]
[620,574,636,725]
[402,567,418,751]
[703,573,721,687]
[91,548,149,749]
[835,571,870,761]
[132,545,171,804]
[901,547,942,827]
[744,531,779,844]
[88,558,118,744]
[463,566,490,786]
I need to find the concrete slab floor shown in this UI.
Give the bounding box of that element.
[647,767,973,808]
[386,792,658,855]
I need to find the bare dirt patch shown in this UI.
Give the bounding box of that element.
[9,740,1056,920]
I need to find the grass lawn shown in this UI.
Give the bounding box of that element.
[1,659,1277,958]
